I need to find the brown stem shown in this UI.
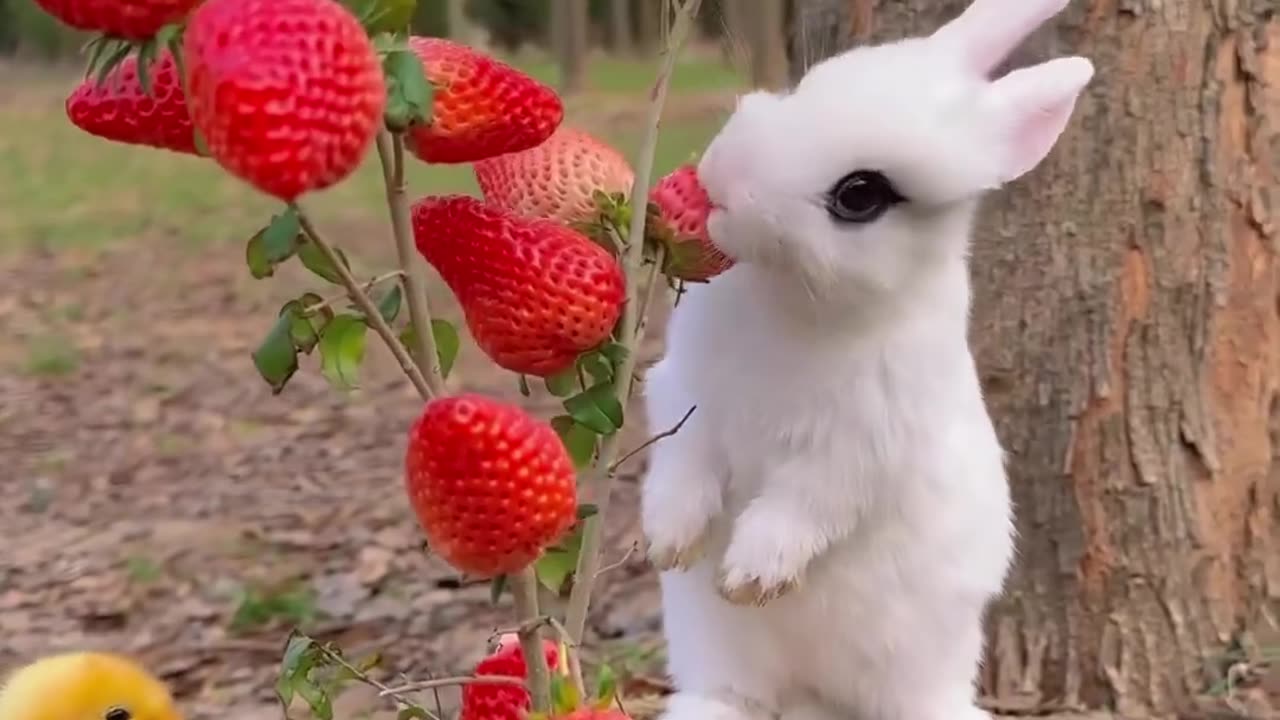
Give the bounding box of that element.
[562,0,704,646]
[295,208,434,402]
[376,130,447,398]
[377,675,526,696]
[609,404,695,473]
[512,567,552,713]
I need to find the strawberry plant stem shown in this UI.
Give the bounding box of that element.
[512,567,552,713]
[377,130,447,398]
[295,208,435,401]
[562,0,703,646]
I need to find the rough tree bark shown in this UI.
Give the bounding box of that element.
[792,1,1279,717]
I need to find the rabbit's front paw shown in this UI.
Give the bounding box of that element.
[642,485,715,572]
[715,506,811,606]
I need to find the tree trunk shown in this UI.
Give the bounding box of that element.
[747,0,790,90]
[608,0,633,54]
[633,0,659,56]
[445,0,470,44]
[792,1,1280,717]
[552,0,590,96]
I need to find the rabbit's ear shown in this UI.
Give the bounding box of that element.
[983,56,1094,182]
[932,0,1070,75]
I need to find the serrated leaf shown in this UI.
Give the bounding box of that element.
[263,208,302,263]
[253,313,300,394]
[594,663,618,705]
[376,283,403,324]
[297,238,347,284]
[550,415,597,469]
[545,367,578,397]
[489,574,507,604]
[318,315,368,391]
[382,48,434,129]
[563,382,624,435]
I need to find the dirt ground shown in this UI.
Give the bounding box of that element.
[0,232,678,719]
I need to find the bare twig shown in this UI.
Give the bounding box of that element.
[376,130,447,397]
[314,644,439,719]
[303,270,403,316]
[512,567,552,713]
[563,0,704,645]
[610,405,696,474]
[377,675,526,697]
[295,207,434,402]
[595,542,640,580]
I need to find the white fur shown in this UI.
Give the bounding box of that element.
[641,1,1094,720]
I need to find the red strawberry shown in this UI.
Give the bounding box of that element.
[405,394,578,577]
[33,0,201,40]
[474,125,634,225]
[648,164,734,282]
[182,0,385,201]
[65,50,197,155]
[405,37,563,164]
[461,634,561,720]
[411,195,625,378]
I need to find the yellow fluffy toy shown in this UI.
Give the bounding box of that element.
[0,652,183,720]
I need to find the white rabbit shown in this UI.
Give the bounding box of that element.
[640,1,1094,720]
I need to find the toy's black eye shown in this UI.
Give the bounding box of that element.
[105,708,131,720]
[825,170,905,224]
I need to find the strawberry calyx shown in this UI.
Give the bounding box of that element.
[568,190,633,256]
[81,21,187,97]
[528,662,621,720]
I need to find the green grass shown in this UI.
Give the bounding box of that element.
[0,54,737,255]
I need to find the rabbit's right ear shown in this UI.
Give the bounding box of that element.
[931,0,1070,75]
[982,56,1094,183]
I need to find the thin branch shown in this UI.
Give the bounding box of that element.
[378,675,526,697]
[303,270,404,316]
[512,567,552,713]
[315,644,439,719]
[376,130,447,398]
[609,405,695,474]
[594,542,639,580]
[295,207,434,402]
[563,0,704,646]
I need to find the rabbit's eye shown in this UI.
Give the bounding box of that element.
[104,708,131,720]
[826,170,905,224]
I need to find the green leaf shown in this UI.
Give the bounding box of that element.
[544,367,578,397]
[263,208,302,263]
[245,231,273,279]
[252,313,300,394]
[297,238,348,284]
[576,503,599,520]
[578,351,613,384]
[192,127,209,156]
[382,48,434,129]
[551,415,597,469]
[534,525,584,595]
[402,318,460,379]
[489,574,508,604]
[295,677,333,720]
[318,315,368,391]
[550,670,581,715]
[136,40,156,96]
[594,663,618,705]
[599,342,629,366]
[563,381,625,435]
[278,300,322,354]
[398,708,432,720]
[376,282,403,324]
[277,633,317,708]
